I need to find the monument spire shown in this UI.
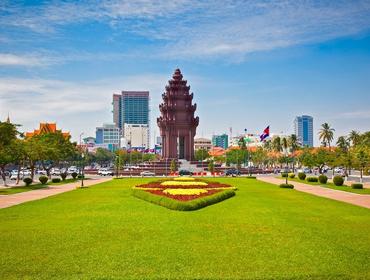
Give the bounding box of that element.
[157,69,199,160]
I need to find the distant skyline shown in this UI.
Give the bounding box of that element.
[1,1,370,146]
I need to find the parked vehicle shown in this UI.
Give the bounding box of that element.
[179,170,193,176]
[67,166,79,174]
[225,169,241,176]
[98,168,114,176]
[140,171,155,177]
[36,169,47,175]
[50,168,61,176]
[10,172,23,180]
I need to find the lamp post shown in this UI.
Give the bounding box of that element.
[81,152,85,188]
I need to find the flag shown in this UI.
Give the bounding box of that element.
[260,126,270,141]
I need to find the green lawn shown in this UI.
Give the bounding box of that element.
[0,178,369,279]
[283,177,370,194]
[0,178,80,195]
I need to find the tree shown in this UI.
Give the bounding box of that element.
[282,137,288,153]
[336,136,350,153]
[348,130,361,147]
[208,160,215,173]
[95,148,114,166]
[194,148,210,161]
[319,123,335,148]
[0,122,20,186]
[353,146,370,182]
[170,159,177,173]
[272,137,282,153]
[288,134,299,152]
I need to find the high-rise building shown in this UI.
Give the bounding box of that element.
[95,123,120,151]
[212,134,228,149]
[294,115,313,147]
[123,124,149,149]
[113,91,149,132]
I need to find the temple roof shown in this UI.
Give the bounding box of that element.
[26,122,70,138]
[172,68,183,81]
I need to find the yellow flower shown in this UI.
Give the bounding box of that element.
[160,181,208,186]
[173,177,195,181]
[163,189,208,195]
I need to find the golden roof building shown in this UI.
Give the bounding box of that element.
[26,123,70,138]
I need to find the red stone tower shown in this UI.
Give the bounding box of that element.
[157,69,199,160]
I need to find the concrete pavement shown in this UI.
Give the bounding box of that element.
[0,177,111,209]
[258,176,370,209]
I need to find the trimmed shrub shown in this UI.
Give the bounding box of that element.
[306,177,318,182]
[298,172,306,180]
[279,183,294,189]
[23,177,33,186]
[288,173,295,178]
[39,176,48,185]
[246,176,256,179]
[60,173,67,181]
[52,178,61,183]
[71,172,78,179]
[333,175,344,186]
[351,183,363,189]
[318,175,328,184]
[132,189,235,211]
[281,173,288,178]
[77,174,85,179]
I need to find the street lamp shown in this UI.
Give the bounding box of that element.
[81,152,85,188]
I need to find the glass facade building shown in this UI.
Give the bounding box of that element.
[113,91,149,132]
[212,134,229,149]
[294,115,313,147]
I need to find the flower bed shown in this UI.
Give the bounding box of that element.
[133,178,236,210]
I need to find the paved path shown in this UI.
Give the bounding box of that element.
[258,176,370,209]
[0,178,111,209]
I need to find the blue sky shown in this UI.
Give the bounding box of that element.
[1,0,370,145]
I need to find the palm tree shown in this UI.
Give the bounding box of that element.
[288,134,299,152]
[348,130,360,147]
[272,136,282,153]
[282,137,288,152]
[336,136,349,153]
[319,123,335,148]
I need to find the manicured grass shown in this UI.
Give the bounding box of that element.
[0,178,369,279]
[0,178,80,195]
[286,177,370,194]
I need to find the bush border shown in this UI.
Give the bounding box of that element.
[132,189,235,211]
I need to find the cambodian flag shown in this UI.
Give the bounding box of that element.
[260,126,270,141]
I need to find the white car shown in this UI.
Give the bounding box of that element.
[36,169,47,175]
[10,172,23,180]
[98,168,114,176]
[50,168,61,176]
[140,171,155,177]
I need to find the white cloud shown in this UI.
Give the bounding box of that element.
[1,1,370,60]
[0,74,168,141]
[0,53,52,66]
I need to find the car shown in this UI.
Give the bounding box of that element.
[21,169,31,176]
[179,170,193,176]
[140,171,155,177]
[10,172,23,180]
[98,168,114,176]
[36,169,47,175]
[50,168,61,176]
[67,166,79,174]
[225,169,241,176]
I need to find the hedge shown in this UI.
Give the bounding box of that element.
[132,189,235,211]
[298,172,306,180]
[318,175,328,184]
[52,178,61,183]
[351,183,363,189]
[39,176,48,184]
[306,177,318,182]
[245,176,256,179]
[281,173,288,178]
[23,177,33,186]
[288,173,295,178]
[333,175,344,186]
[279,183,294,189]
